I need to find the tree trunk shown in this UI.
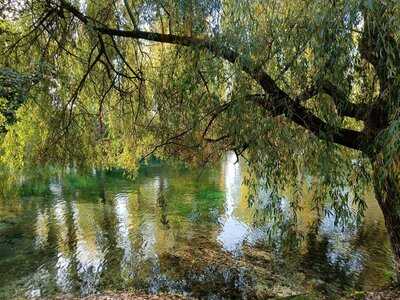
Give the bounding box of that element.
[371,157,400,284]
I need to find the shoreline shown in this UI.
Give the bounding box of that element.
[45,287,400,300]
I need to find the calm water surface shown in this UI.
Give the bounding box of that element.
[0,154,394,299]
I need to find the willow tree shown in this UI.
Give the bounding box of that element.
[1,0,400,281]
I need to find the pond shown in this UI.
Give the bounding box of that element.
[0,154,394,299]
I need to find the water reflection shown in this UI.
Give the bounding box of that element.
[34,210,49,249]
[0,156,394,299]
[320,211,363,276]
[217,153,249,254]
[72,201,105,295]
[54,197,72,293]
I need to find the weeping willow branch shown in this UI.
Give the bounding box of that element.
[56,0,368,151]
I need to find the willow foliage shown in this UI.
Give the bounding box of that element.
[1,0,399,228]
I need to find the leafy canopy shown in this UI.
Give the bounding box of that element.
[1,0,399,222]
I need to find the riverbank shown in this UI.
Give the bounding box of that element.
[52,293,189,300]
[45,287,400,300]
[360,288,400,299]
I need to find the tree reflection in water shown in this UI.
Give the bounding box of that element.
[0,155,393,299]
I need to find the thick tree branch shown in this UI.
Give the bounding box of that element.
[296,81,371,121]
[248,94,366,151]
[320,81,370,121]
[57,0,367,151]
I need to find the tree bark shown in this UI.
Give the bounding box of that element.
[371,156,400,283]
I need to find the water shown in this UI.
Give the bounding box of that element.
[0,154,394,299]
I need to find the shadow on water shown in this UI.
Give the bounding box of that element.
[0,154,394,299]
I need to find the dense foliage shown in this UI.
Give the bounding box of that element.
[1,0,400,280]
